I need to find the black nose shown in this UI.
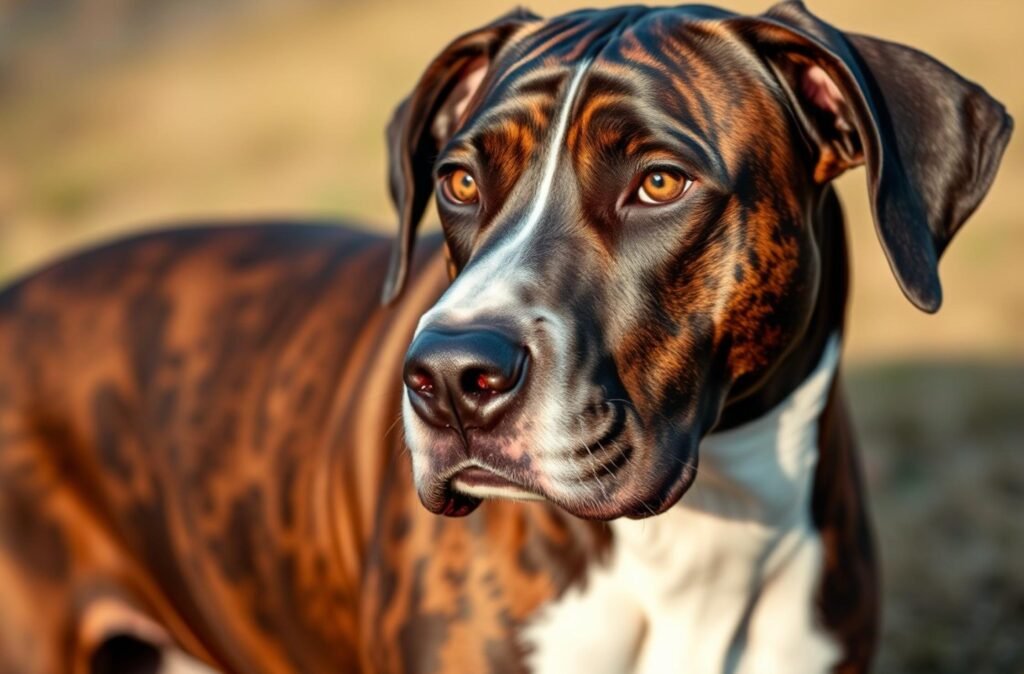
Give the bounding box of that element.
[403,328,529,432]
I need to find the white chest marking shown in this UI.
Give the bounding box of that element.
[524,336,842,674]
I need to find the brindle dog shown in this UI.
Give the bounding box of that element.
[0,2,1010,673]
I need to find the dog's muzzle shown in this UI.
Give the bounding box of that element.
[403,324,545,514]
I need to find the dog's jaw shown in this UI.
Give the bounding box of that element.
[522,334,843,674]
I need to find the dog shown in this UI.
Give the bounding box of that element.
[0,2,1011,672]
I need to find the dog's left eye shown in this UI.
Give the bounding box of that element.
[637,170,693,205]
[441,169,480,205]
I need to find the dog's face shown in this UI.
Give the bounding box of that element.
[385,4,1011,519]
[403,7,818,520]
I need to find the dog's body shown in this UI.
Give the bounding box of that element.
[0,2,1010,673]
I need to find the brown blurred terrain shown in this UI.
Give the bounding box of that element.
[0,1,1021,671]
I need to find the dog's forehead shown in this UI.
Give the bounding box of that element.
[462,6,771,146]
[510,5,738,55]
[493,5,745,84]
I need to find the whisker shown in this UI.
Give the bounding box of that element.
[383,413,404,441]
[673,454,698,478]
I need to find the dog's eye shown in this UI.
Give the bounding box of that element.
[442,169,479,205]
[637,170,692,205]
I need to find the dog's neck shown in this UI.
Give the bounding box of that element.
[619,332,842,672]
[525,332,843,673]
[611,328,841,567]
[598,186,850,671]
[525,187,850,673]
[684,332,840,525]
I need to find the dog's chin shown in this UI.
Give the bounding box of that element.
[548,463,699,521]
[619,462,699,519]
[417,465,542,517]
[417,476,481,517]
[425,489,483,518]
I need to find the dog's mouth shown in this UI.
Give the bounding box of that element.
[413,399,700,519]
[429,464,545,517]
[420,442,699,520]
[451,466,545,502]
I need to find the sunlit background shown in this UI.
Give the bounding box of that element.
[1,1,1021,671]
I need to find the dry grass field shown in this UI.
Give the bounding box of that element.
[1,1,1021,671]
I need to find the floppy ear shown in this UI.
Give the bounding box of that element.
[381,9,540,305]
[735,0,1012,312]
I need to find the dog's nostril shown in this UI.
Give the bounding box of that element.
[461,369,487,395]
[406,370,435,395]
[462,369,507,395]
[461,349,527,395]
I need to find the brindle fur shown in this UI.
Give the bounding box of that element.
[0,226,609,673]
[0,1,1010,672]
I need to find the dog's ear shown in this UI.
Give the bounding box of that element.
[735,1,1012,312]
[381,9,540,305]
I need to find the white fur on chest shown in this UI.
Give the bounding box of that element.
[523,337,842,674]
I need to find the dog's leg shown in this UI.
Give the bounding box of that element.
[0,426,97,673]
[812,378,880,673]
[81,600,216,674]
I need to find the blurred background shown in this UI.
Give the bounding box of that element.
[0,0,1020,671]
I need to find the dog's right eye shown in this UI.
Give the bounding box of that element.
[441,169,480,205]
[636,169,692,205]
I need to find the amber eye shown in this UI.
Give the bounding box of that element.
[442,169,479,205]
[637,170,692,205]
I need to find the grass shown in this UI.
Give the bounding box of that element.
[849,363,1024,673]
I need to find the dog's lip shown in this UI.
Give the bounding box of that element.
[449,466,545,501]
[453,466,516,488]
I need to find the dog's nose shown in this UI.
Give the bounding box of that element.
[403,328,529,432]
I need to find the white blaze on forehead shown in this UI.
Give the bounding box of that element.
[416,58,594,334]
[491,59,593,271]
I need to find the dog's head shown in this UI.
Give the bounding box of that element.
[385,2,1011,519]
